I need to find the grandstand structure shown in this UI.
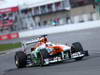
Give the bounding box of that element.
[0,0,97,34]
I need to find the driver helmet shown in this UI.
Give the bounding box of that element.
[39,37,48,43]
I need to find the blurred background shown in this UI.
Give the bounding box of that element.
[0,0,99,34]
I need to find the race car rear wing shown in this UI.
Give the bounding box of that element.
[22,39,39,46]
[21,34,48,47]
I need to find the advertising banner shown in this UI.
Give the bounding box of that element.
[0,6,19,14]
[0,33,19,40]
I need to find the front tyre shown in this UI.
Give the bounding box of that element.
[71,42,84,61]
[71,42,83,53]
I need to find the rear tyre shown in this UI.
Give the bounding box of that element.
[15,51,27,68]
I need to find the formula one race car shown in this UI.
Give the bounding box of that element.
[15,35,89,68]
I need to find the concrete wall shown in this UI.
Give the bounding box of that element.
[19,20,100,38]
[1,19,100,40]
[70,5,95,16]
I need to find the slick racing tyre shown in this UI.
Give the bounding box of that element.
[39,48,49,66]
[15,51,27,68]
[71,42,83,53]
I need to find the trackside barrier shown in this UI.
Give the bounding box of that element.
[0,33,19,40]
[19,20,100,38]
[0,20,100,40]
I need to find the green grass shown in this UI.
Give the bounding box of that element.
[0,43,21,51]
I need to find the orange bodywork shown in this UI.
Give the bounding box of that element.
[48,45,64,55]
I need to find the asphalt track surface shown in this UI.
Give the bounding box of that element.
[1,27,100,75]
